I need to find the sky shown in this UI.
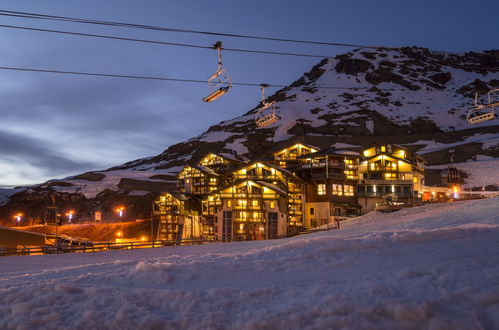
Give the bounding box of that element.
[0,0,498,186]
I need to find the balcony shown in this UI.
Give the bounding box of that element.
[361,179,412,184]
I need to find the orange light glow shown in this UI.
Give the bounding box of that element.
[116,231,123,237]
[115,206,125,217]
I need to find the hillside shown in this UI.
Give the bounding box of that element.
[1,47,498,223]
[1,197,498,329]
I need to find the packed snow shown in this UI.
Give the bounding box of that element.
[1,197,499,329]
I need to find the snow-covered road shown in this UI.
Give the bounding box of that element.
[1,198,499,329]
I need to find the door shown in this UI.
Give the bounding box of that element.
[222,211,232,242]
[267,212,278,239]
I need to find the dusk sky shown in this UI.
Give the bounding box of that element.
[1,0,498,186]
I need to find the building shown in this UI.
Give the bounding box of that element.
[203,161,307,240]
[152,143,427,241]
[0,226,49,252]
[357,144,425,214]
[296,148,361,226]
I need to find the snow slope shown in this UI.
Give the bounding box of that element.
[1,197,499,329]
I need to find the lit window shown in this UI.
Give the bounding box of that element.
[317,184,326,195]
[210,178,217,184]
[381,146,386,152]
[385,173,397,179]
[269,201,276,209]
[344,185,354,196]
[227,200,232,208]
[332,184,343,196]
[252,200,259,207]
[238,200,247,207]
[413,177,418,183]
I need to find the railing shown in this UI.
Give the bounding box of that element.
[0,217,350,257]
[0,238,220,257]
[361,179,412,184]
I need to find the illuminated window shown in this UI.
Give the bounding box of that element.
[344,159,354,165]
[385,173,397,179]
[269,201,276,209]
[238,200,247,207]
[252,200,259,207]
[413,177,418,183]
[344,185,354,196]
[210,178,217,184]
[332,184,343,196]
[381,146,386,152]
[185,179,190,184]
[344,170,355,179]
[317,184,326,195]
[227,200,232,208]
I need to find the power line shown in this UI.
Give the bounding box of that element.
[0,24,329,59]
[0,9,396,50]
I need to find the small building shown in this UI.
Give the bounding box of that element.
[0,226,49,252]
[357,144,425,214]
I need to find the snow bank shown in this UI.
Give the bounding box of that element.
[1,197,499,329]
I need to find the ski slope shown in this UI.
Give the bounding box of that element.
[1,197,499,329]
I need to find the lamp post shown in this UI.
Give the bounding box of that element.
[65,210,74,223]
[115,206,125,219]
[14,213,23,226]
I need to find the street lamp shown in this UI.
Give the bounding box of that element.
[115,206,125,218]
[65,210,75,223]
[14,213,23,225]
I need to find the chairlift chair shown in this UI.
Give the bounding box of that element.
[255,84,280,127]
[202,41,232,102]
[467,88,498,125]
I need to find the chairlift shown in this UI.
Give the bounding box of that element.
[255,84,280,127]
[202,41,232,102]
[467,88,498,125]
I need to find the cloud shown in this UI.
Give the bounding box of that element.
[0,128,99,177]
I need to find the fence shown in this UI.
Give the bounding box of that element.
[1,220,345,257]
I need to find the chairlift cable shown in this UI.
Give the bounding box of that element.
[0,24,329,58]
[0,65,383,89]
[0,9,395,49]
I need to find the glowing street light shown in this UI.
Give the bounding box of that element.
[116,231,123,238]
[115,206,125,218]
[14,212,23,224]
[65,210,75,223]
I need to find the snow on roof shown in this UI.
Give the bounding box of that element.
[195,166,221,177]
[255,181,288,196]
[217,152,247,163]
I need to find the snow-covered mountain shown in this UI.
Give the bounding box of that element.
[1,47,498,222]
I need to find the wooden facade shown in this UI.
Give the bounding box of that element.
[153,144,427,240]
